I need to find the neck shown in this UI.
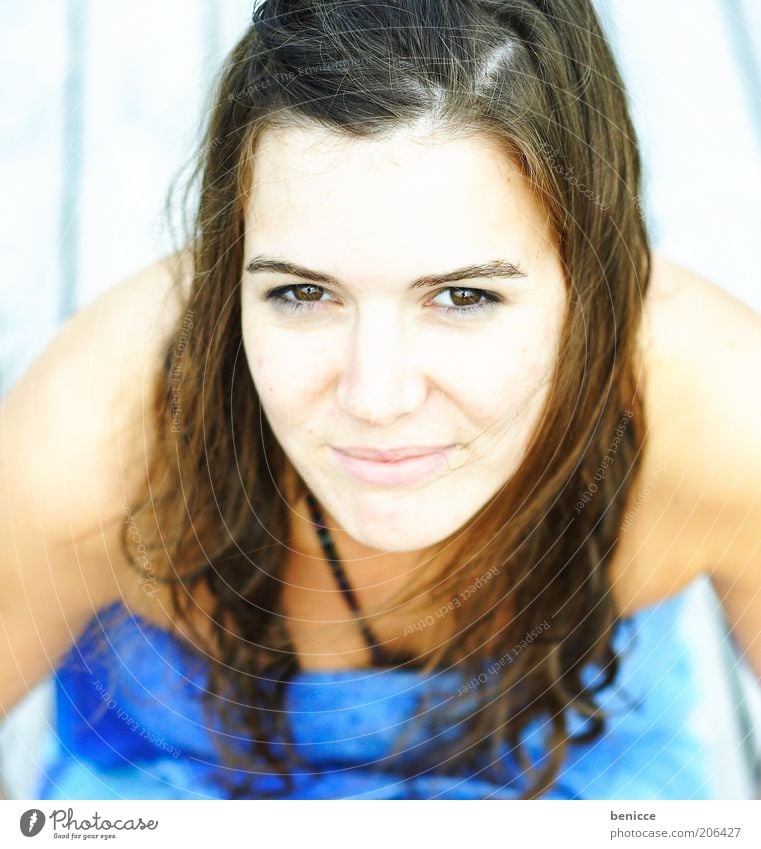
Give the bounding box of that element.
[287,492,429,594]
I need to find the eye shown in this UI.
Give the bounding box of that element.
[262,283,503,319]
[262,283,335,314]
[431,287,502,318]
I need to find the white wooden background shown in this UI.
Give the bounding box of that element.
[1,0,760,799]
[2,0,760,391]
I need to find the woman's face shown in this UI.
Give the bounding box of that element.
[241,122,567,553]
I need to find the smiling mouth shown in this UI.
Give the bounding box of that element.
[329,445,455,487]
[334,445,454,462]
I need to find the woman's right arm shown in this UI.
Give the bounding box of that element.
[0,251,192,720]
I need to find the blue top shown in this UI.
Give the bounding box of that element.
[35,584,715,800]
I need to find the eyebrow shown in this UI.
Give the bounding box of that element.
[244,255,527,289]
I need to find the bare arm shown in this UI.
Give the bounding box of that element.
[643,256,761,679]
[0,251,192,720]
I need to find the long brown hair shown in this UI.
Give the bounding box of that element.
[122,0,651,798]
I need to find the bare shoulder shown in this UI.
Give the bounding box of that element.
[642,251,760,354]
[0,249,195,712]
[1,248,194,605]
[21,247,193,477]
[610,250,761,616]
[62,248,195,560]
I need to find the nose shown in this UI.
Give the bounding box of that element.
[335,305,426,427]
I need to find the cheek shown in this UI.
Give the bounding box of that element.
[243,326,327,418]
[436,323,556,426]
[473,359,553,444]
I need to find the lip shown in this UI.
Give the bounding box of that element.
[330,445,455,487]
[335,445,453,462]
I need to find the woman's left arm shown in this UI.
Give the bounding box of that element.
[661,265,761,681]
[629,254,761,681]
[701,312,761,682]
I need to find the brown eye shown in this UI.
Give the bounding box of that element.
[449,287,482,307]
[264,283,502,319]
[263,283,334,315]
[292,284,324,302]
[432,287,502,320]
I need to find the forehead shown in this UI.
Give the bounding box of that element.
[244,122,557,276]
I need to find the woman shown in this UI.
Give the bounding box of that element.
[2,0,759,800]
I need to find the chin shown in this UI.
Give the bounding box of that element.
[339,502,456,552]
[300,461,476,549]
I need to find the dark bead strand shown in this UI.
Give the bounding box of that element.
[304,489,387,667]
